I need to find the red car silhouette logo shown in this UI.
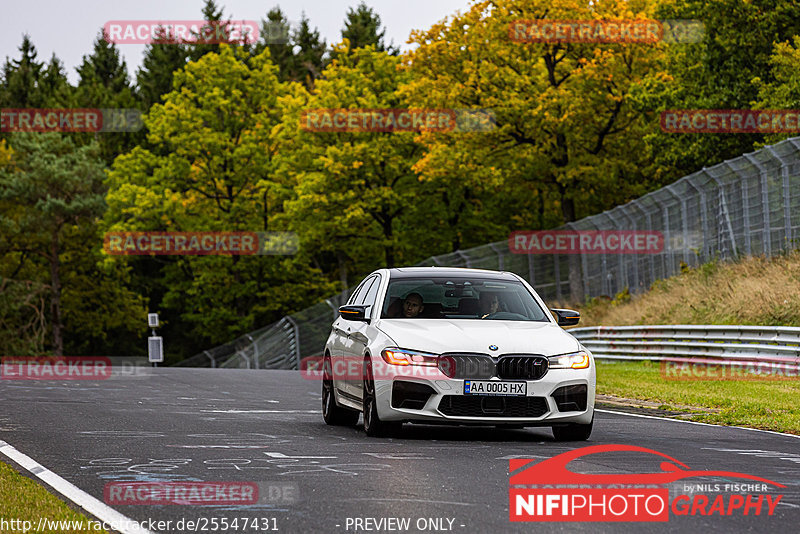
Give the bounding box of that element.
[509,444,785,487]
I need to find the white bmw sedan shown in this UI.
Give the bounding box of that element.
[321,267,595,440]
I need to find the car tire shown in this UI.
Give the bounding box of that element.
[362,357,401,437]
[322,354,359,426]
[552,417,593,441]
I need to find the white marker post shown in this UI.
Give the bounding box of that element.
[148,313,163,367]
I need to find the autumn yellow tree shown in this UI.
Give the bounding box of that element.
[279,43,432,288]
[403,0,670,230]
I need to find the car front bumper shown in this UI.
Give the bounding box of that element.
[371,359,595,425]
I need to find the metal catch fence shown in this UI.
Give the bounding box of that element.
[180,137,800,369]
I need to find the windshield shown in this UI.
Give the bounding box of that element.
[380,276,550,321]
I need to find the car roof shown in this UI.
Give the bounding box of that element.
[385,267,520,281]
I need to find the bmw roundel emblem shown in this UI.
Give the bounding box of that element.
[489,345,498,351]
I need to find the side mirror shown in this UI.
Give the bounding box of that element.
[551,308,580,327]
[339,305,370,322]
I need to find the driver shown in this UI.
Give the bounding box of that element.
[402,292,425,318]
[480,292,500,318]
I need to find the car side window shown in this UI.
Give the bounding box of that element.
[354,276,377,305]
[359,275,382,310]
[347,279,369,305]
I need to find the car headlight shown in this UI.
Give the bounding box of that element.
[381,348,439,367]
[548,351,590,369]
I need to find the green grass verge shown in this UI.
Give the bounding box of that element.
[597,360,800,434]
[0,460,110,533]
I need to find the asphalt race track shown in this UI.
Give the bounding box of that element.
[1,368,798,533]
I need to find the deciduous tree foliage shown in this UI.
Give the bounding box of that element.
[279,44,436,290]
[643,0,800,176]
[756,35,800,145]
[104,46,335,348]
[4,1,800,357]
[404,0,669,230]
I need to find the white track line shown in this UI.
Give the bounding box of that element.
[596,409,800,439]
[0,439,157,534]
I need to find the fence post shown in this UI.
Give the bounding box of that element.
[246,334,258,370]
[563,222,584,303]
[639,204,657,289]
[761,171,772,256]
[665,184,691,266]
[662,186,683,274]
[743,155,771,256]
[607,211,627,293]
[553,253,562,301]
[686,176,709,263]
[783,162,792,250]
[527,252,535,286]
[580,222,591,299]
[709,174,738,259]
[325,298,338,321]
[765,145,794,251]
[285,316,301,370]
[489,243,505,271]
[583,215,603,298]
[620,210,640,292]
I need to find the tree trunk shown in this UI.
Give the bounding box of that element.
[381,216,395,268]
[337,251,349,298]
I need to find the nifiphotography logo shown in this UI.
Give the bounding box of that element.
[509,444,784,522]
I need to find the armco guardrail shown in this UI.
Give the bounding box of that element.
[569,325,800,370]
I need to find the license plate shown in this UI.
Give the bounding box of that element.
[463,380,526,396]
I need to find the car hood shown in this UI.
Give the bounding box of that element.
[376,319,582,356]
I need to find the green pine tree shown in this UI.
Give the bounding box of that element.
[136,26,188,108]
[38,54,74,107]
[0,134,106,355]
[254,7,293,81]
[339,2,398,54]
[187,0,253,61]
[76,31,132,97]
[75,31,141,164]
[0,35,44,107]
[288,13,327,89]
